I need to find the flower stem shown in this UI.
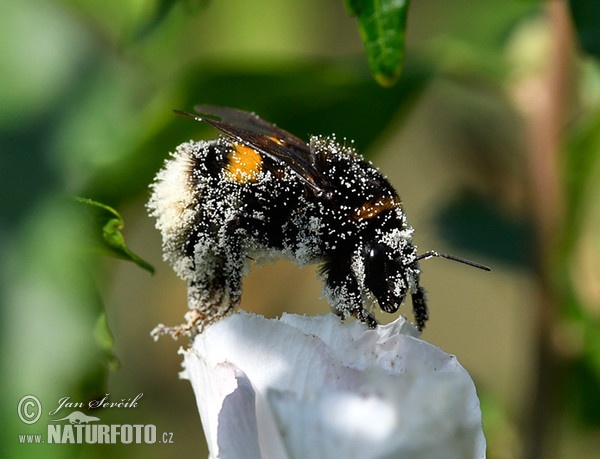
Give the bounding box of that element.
[517,1,574,458]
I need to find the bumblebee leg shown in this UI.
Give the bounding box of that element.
[323,264,377,329]
[353,304,378,329]
[220,224,246,311]
[187,211,267,329]
[410,284,429,332]
[182,219,245,326]
[186,255,230,326]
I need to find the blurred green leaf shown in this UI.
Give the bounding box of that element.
[76,197,155,274]
[567,313,600,426]
[345,0,410,87]
[133,0,210,40]
[0,0,90,128]
[564,109,600,243]
[434,192,533,269]
[2,198,112,459]
[568,0,600,59]
[95,312,120,371]
[561,106,600,427]
[479,390,519,458]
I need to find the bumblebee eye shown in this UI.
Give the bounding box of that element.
[365,242,403,314]
[365,242,387,286]
[368,242,386,263]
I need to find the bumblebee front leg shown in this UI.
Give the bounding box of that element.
[322,263,377,329]
[410,284,429,332]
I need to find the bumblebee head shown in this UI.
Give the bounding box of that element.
[356,230,490,330]
[362,236,418,315]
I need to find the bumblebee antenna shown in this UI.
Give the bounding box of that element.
[416,251,491,271]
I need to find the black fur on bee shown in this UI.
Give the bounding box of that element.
[148,105,489,335]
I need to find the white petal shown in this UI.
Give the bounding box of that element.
[180,311,486,459]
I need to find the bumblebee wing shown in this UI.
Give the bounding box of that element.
[194,105,311,156]
[193,105,330,194]
[174,106,331,196]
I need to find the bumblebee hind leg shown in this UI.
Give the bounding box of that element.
[189,223,246,319]
[157,221,246,339]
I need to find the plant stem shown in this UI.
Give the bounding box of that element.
[518,1,573,458]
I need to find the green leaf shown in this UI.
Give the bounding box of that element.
[75,197,155,274]
[569,0,600,59]
[345,0,410,87]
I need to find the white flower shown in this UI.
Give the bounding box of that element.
[180,311,486,459]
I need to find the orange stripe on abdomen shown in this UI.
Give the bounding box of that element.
[225,143,263,183]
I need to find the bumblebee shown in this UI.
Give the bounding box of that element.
[148,105,488,336]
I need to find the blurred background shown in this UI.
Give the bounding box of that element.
[2,0,600,458]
